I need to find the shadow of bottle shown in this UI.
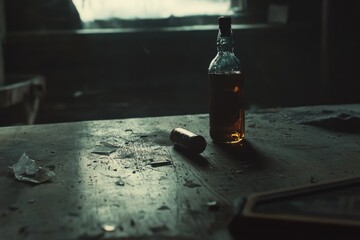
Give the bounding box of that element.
[212,139,269,170]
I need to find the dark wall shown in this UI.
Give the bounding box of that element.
[326,0,359,104]
[4,24,322,123]
[0,0,5,85]
[4,0,81,31]
[3,0,358,124]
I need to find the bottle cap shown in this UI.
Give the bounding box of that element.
[219,16,231,37]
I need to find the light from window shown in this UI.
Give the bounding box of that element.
[72,0,232,22]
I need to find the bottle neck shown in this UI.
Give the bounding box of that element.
[217,30,234,53]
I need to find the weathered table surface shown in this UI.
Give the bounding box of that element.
[1,104,359,240]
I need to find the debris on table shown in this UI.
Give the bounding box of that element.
[46,164,56,171]
[10,153,56,184]
[115,179,125,186]
[148,160,172,168]
[310,176,319,183]
[101,223,116,232]
[8,204,19,211]
[157,205,170,211]
[91,141,118,156]
[130,219,136,227]
[68,211,81,217]
[183,179,201,188]
[207,200,220,211]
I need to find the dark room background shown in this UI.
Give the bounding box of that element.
[0,0,359,125]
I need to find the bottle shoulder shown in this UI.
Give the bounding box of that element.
[208,52,241,74]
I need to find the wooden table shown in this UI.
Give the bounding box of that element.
[0,104,359,240]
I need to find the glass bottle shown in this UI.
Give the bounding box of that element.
[208,16,245,144]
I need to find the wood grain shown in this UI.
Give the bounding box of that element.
[0,104,359,239]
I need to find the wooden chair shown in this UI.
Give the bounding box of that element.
[0,75,46,126]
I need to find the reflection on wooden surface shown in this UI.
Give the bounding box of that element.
[0,104,359,239]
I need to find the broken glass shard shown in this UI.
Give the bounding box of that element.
[10,153,55,184]
[91,141,118,155]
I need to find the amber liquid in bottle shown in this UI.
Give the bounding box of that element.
[209,73,244,144]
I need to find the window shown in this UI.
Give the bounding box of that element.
[72,0,247,28]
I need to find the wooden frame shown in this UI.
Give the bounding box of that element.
[244,177,360,225]
[230,176,360,238]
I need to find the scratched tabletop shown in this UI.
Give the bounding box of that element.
[0,104,359,240]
